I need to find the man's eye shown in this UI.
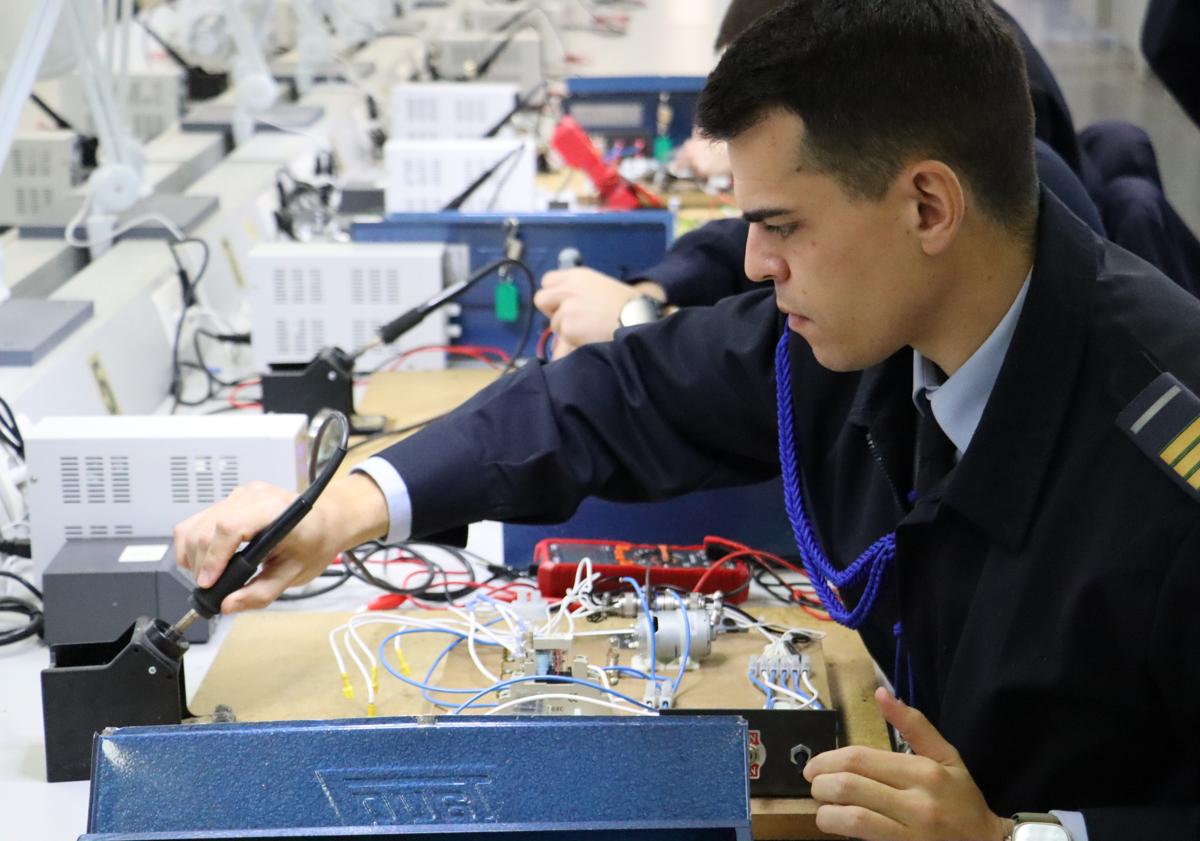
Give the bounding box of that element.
[764,223,798,238]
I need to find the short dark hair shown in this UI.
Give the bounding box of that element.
[697,0,1039,235]
[715,0,786,51]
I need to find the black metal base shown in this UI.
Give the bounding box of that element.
[41,617,191,782]
[664,708,840,797]
[260,347,385,434]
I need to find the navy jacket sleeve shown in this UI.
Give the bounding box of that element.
[634,217,755,306]
[373,289,783,539]
[1083,519,1200,841]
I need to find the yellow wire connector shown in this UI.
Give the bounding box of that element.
[341,673,354,700]
[367,702,377,717]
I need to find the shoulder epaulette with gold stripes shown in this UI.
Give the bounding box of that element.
[1118,372,1200,504]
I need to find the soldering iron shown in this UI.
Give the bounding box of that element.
[165,410,350,641]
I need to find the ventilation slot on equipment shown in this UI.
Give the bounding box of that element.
[169,456,191,504]
[60,457,82,504]
[194,456,216,504]
[218,457,239,498]
[85,456,107,505]
[110,456,131,504]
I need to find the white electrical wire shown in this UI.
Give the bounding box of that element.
[482,692,657,717]
[463,602,500,684]
[341,627,374,705]
[253,115,334,153]
[762,676,819,710]
[725,610,779,643]
[63,193,189,250]
[587,664,611,689]
[800,669,821,707]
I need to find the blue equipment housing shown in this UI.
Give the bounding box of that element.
[564,76,707,147]
[82,715,752,840]
[351,211,675,354]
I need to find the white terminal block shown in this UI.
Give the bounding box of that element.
[24,413,309,577]
[428,29,543,91]
[247,241,469,372]
[390,82,520,140]
[0,130,83,226]
[383,137,537,214]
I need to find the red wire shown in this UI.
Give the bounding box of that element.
[387,345,511,371]
[696,535,832,621]
[536,328,554,361]
[227,378,262,410]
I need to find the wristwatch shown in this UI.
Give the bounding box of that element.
[618,294,666,327]
[1005,813,1072,841]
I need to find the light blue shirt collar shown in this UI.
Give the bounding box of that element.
[912,272,1032,459]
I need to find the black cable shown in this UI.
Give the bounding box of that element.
[191,330,252,390]
[0,395,25,459]
[0,569,40,600]
[0,599,42,645]
[473,21,541,78]
[29,93,73,131]
[399,542,479,602]
[498,259,538,375]
[722,603,792,637]
[0,570,43,646]
[340,541,439,596]
[750,562,824,609]
[0,539,32,559]
[482,81,547,138]
[441,145,524,212]
[164,238,230,413]
[360,258,537,365]
[344,412,450,455]
[276,568,354,601]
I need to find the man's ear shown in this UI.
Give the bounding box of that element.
[899,160,965,257]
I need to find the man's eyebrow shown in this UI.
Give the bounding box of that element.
[741,207,794,224]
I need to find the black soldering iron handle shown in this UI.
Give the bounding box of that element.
[187,495,312,618]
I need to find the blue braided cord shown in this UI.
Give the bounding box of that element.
[890,621,916,705]
[775,333,896,629]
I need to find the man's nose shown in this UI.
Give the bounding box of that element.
[744,225,788,284]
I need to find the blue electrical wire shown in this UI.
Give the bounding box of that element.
[471,593,529,632]
[664,589,691,696]
[748,663,773,709]
[416,633,498,710]
[378,628,503,695]
[603,666,669,682]
[619,577,656,681]
[451,674,658,715]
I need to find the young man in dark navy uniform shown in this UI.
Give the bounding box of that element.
[176,1,1200,838]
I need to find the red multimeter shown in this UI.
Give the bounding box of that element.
[533,536,753,603]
